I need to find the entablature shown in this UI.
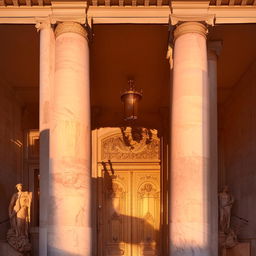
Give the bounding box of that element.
[0,0,256,25]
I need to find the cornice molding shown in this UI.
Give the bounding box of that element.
[50,1,87,24]
[0,1,87,24]
[55,22,87,38]
[209,6,256,24]
[87,6,170,26]
[171,0,210,14]
[170,0,214,26]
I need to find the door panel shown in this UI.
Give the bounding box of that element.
[101,170,160,256]
[132,171,160,256]
[102,170,131,256]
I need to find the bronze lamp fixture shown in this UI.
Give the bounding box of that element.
[121,79,142,121]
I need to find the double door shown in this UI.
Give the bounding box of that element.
[98,169,160,256]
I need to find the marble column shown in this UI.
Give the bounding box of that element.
[37,21,55,256]
[48,22,91,255]
[208,41,222,256]
[170,22,212,255]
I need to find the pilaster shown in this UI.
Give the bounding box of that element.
[37,20,55,256]
[207,40,222,256]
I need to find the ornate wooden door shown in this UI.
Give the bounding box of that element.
[94,127,161,256]
[100,169,160,256]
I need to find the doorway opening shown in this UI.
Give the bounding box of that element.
[92,127,165,256]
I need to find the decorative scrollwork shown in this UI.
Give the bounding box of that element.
[138,182,158,198]
[101,128,160,161]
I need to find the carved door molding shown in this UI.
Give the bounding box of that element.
[99,127,160,163]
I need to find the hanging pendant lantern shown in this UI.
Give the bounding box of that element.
[121,80,142,121]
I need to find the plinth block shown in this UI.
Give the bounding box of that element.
[225,242,250,256]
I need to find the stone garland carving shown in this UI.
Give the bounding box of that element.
[101,129,160,161]
[120,127,153,148]
[7,183,32,254]
[218,185,238,249]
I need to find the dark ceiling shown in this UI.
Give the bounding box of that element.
[0,23,256,126]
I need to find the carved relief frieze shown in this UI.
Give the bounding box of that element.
[101,131,160,162]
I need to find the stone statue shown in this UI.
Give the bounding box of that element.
[218,185,238,250]
[219,185,234,232]
[7,183,32,253]
[224,228,238,248]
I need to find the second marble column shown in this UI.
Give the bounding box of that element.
[48,22,91,256]
[170,22,212,256]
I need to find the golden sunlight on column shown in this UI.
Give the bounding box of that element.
[170,22,212,255]
[48,22,91,256]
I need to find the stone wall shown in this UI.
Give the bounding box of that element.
[0,83,23,240]
[220,61,256,252]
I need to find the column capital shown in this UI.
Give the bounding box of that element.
[208,40,222,59]
[55,22,87,39]
[35,20,52,32]
[170,14,215,27]
[174,22,208,41]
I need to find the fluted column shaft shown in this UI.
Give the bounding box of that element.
[48,22,91,256]
[38,21,55,256]
[170,22,211,256]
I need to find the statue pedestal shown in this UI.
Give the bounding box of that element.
[0,240,23,256]
[222,242,250,256]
